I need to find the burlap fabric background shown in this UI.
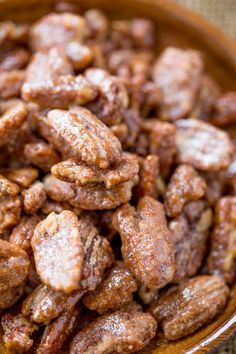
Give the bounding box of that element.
[176,1,236,353]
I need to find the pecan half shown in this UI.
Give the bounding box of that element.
[22,181,46,214]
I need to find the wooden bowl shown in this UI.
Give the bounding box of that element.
[0,1,236,353]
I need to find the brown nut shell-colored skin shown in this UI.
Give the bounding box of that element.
[113,196,175,289]
[0,47,30,71]
[149,275,229,341]
[51,152,139,189]
[164,164,206,218]
[70,306,157,354]
[22,181,46,214]
[169,200,212,282]
[175,119,234,171]
[32,211,84,294]
[69,178,137,210]
[0,239,29,291]
[0,101,27,147]
[37,307,80,354]
[0,174,19,197]
[152,47,203,121]
[47,108,122,169]
[83,261,138,314]
[211,92,236,127]
[43,174,76,202]
[207,197,236,284]
[0,196,22,235]
[1,167,39,188]
[1,312,38,352]
[10,214,41,255]
[142,119,176,177]
[135,155,159,199]
[0,284,24,309]
[24,141,60,172]
[0,70,25,99]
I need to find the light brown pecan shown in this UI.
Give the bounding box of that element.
[142,119,176,177]
[149,275,229,340]
[22,181,46,214]
[1,167,39,188]
[51,152,139,188]
[164,164,206,217]
[24,141,60,172]
[169,201,212,282]
[0,70,25,99]
[83,261,138,314]
[0,284,24,309]
[0,47,30,71]
[0,101,27,147]
[85,68,129,126]
[113,196,175,289]
[152,47,203,121]
[0,174,19,197]
[1,312,38,352]
[70,305,157,354]
[201,171,226,206]
[175,118,234,171]
[32,211,84,293]
[0,239,29,291]
[135,155,159,199]
[85,9,109,39]
[0,21,28,49]
[66,42,93,71]
[0,196,22,235]
[207,197,236,284]
[110,123,129,145]
[41,199,81,216]
[37,307,79,354]
[47,107,122,169]
[43,174,76,202]
[211,92,236,127]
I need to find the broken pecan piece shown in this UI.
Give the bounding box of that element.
[211,92,236,127]
[0,174,19,197]
[1,167,39,188]
[135,155,159,199]
[24,141,60,172]
[22,181,46,214]
[0,284,24,309]
[43,174,76,202]
[0,196,22,235]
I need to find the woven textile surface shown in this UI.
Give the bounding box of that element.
[176,1,236,353]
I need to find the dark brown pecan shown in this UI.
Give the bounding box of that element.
[0,239,29,291]
[207,197,236,284]
[70,305,157,354]
[51,152,139,188]
[142,119,176,177]
[164,164,206,217]
[32,211,84,293]
[24,141,60,172]
[0,101,27,147]
[43,174,76,202]
[0,284,24,309]
[47,107,122,169]
[1,312,38,352]
[85,68,128,126]
[175,119,234,171]
[0,196,22,235]
[211,92,236,127]
[113,196,175,289]
[83,261,138,314]
[0,174,19,197]
[135,155,159,199]
[169,201,212,282]
[22,181,46,214]
[37,307,79,354]
[149,275,229,340]
[0,47,30,71]
[10,215,41,255]
[0,70,25,99]
[1,167,39,187]
[152,47,203,121]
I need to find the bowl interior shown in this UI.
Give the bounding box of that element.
[0,1,236,353]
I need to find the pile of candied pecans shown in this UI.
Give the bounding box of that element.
[0,1,236,353]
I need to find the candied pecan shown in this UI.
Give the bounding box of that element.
[0,70,25,99]
[95,210,117,241]
[52,152,139,188]
[44,174,75,202]
[22,181,46,214]
[164,164,206,217]
[0,284,24,309]
[37,307,79,354]
[133,132,149,157]
[32,211,83,293]
[70,178,137,210]
[169,201,212,282]
[85,9,109,39]
[207,197,236,284]
[152,47,203,121]
[129,18,155,48]
[113,196,175,289]
[0,98,22,115]
[24,141,60,172]
[70,305,157,354]
[54,0,81,13]
[66,42,93,71]
[0,174,19,197]
[201,171,226,206]
[138,284,159,305]
[1,167,39,187]
[0,101,27,147]
[0,48,30,71]
[135,155,159,199]
[110,123,128,145]
[83,261,138,314]
[149,275,229,340]
[1,312,38,352]
[0,239,29,290]
[10,215,41,255]
[175,119,234,171]
[142,119,176,177]
[85,68,128,126]
[0,196,22,234]
[47,107,122,169]
[123,109,141,149]
[211,92,236,127]
[0,21,28,49]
